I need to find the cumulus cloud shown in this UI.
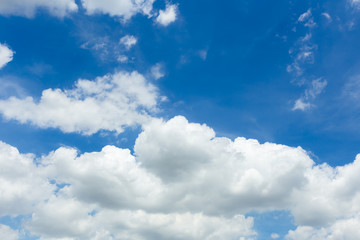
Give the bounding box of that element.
[81,0,155,20]
[0,224,19,240]
[156,3,178,26]
[0,0,77,18]
[0,71,162,135]
[0,141,53,216]
[150,63,165,80]
[0,44,13,69]
[119,35,138,50]
[1,116,360,239]
[286,215,360,240]
[293,78,327,111]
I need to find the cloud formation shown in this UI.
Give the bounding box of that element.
[0,71,162,135]
[293,78,327,111]
[0,0,77,18]
[81,0,155,20]
[120,35,138,50]
[0,44,13,69]
[156,3,178,26]
[1,116,360,239]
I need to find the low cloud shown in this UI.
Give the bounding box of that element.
[1,116,360,239]
[0,71,163,135]
[0,0,77,18]
[0,44,13,69]
[156,3,178,26]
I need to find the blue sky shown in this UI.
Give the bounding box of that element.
[1,0,360,239]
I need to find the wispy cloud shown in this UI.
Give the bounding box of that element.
[293,78,327,111]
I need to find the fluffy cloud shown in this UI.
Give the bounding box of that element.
[0,0,77,18]
[286,215,360,240]
[156,3,178,26]
[0,224,18,240]
[0,141,53,216]
[0,71,162,135]
[0,44,13,69]
[120,35,138,50]
[81,0,155,20]
[1,116,360,239]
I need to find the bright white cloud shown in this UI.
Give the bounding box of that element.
[0,224,18,240]
[0,141,54,216]
[81,0,155,20]
[1,116,360,239]
[0,44,13,69]
[0,71,162,135]
[293,78,327,111]
[156,3,178,26]
[120,35,138,50]
[0,0,77,18]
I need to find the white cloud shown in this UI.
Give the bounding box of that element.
[0,224,18,240]
[0,0,77,18]
[150,63,165,80]
[1,116,360,239]
[120,35,138,50]
[81,0,155,20]
[293,78,327,111]
[321,12,332,22]
[286,215,360,240]
[0,141,54,216]
[117,54,129,63]
[0,44,13,69]
[156,3,178,26]
[0,71,162,135]
[298,9,312,22]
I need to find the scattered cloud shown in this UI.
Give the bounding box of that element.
[119,35,138,50]
[81,0,155,20]
[156,3,178,26]
[0,0,77,18]
[1,116,360,239]
[0,71,163,135]
[198,49,208,60]
[293,78,327,111]
[150,63,165,80]
[117,54,129,63]
[271,233,280,239]
[297,9,316,28]
[321,12,332,22]
[0,44,13,69]
[287,33,317,78]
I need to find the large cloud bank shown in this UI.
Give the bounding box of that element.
[1,116,360,239]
